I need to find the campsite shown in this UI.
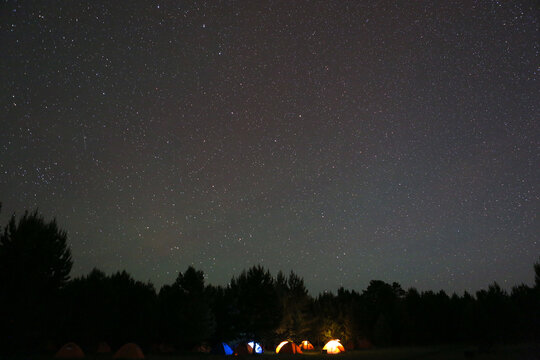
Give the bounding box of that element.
[30,334,540,360]
[44,342,540,360]
[2,0,539,358]
[0,211,539,359]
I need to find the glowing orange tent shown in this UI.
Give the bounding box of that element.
[113,343,145,359]
[323,340,345,354]
[276,341,302,354]
[299,340,314,350]
[55,342,85,358]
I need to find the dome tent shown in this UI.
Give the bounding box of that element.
[193,344,211,353]
[234,343,252,355]
[248,341,263,353]
[357,338,373,349]
[323,340,345,354]
[234,341,263,355]
[55,342,85,358]
[211,342,233,355]
[299,340,314,350]
[276,341,302,354]
[113,343,144,359]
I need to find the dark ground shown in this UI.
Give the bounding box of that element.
[36,343,540,360]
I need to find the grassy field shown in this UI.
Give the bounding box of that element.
[65,344,537,360]
[187,345,538,360]
[23,344,540,360]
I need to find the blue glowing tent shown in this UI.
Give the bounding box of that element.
[248,341,263,354]
[234,342,263,355]
[211,342,233,355]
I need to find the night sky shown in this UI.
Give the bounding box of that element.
[1,1,538,295]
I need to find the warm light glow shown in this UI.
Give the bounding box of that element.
[300,340,314,350]
[275,341,302,354]
[276,341,289,353]
[323,340,345,354]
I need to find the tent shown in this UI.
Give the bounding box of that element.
[97,342,111,353]
[234,343,253,355]
[276,341,302,354]
[113,343,145,359]
[234,342,263,355]
[193,344,211,353]
[55,342,85,358]
[248,341,263,354]
[157,343,175,353]
[299,340,314,351]
[357,338,373,349]
[211,342,233,355]
[322,340,345,354]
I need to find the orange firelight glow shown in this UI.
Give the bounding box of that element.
[299,340,314,350]
[322,340,345,354]
[276,341,289,353]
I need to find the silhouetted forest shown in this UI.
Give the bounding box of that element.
[0,208,539,355]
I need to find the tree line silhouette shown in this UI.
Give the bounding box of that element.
[0,207,538,355]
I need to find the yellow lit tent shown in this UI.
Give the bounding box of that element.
[323,340,345,354]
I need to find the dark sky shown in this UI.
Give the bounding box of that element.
[1,1,538,295]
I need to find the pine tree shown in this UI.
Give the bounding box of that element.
[0,209,73,353]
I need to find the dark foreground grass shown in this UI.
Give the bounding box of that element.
[206,344,538,360]
[155,345,539,360]
[19,344,540,360]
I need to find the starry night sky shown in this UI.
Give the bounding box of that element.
[1,1,539,295]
